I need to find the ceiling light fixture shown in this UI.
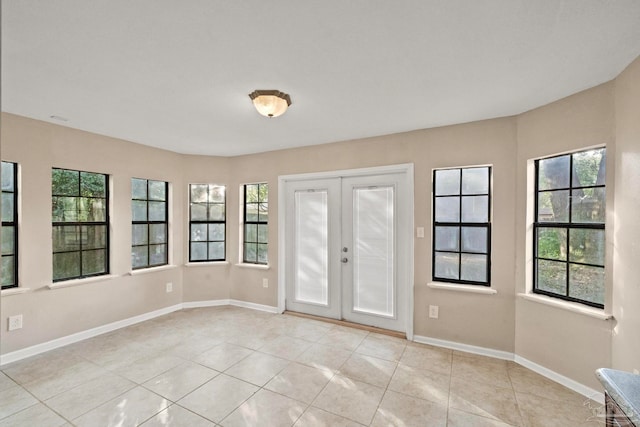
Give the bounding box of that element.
[249,90,292,118]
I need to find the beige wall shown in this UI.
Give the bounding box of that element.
[612,56,640,373]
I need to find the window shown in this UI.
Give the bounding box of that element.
[2,161,18,289]
[189,184,226,262]
[52,168,109,281]
[432,166,491,285]
[534,147,606,308]
[243,183,268,264]
[132,178,168,269]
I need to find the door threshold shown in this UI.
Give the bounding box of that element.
[284,310,406,340]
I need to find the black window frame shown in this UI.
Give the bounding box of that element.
[52,168,110,282]
[131,178,169,270]
[2,161,19,289]
[243,183,268,265]
[432,166,492,286]
[189,184,226,262]
[533,147,606,309]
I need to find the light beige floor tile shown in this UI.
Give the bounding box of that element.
[318,327,368,352]
[449,377,523,426]
[447,408,517,426]
[143,361,219,401]
[296,343,353,372]
[313,375,385,425]
[452,352,512,389]
[515,391,602,427]
[194,343,253,372]
[73,386,169,427]
[21,360,107,400]
[224,352,290,386]
[265,362,333,404]
[400,344,452,375]
[338,353,397,388]
[177,374,257,423]
[258,335,313,360]
[141,404,216,426]
[0,403,67,427]
[508,364,587,405]
[0,372,17,390]
[90,342,156,371]
[371,390,447,427]
[388,363,450,405]
[0,384,38,420]
[1,348,83,385]
[355,333,407,362]
[44,372,136,420]
[115,353,185,384]
[164,334,225,360]
[222,389,306,427]
[294,407,364,427]
[226,330,282,350]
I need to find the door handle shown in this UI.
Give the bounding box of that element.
[341,257,349,263]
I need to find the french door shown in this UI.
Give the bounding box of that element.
[284,171,410,332]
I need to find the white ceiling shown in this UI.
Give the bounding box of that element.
[2,1,640,156]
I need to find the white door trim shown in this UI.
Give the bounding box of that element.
[278,163,414,340]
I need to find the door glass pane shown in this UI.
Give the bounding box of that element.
[294,190,329,306]
[352,186,394,317]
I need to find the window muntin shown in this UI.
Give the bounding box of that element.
[243,183,268,264]
[52,168,109,281]
[2,161,18,289]
[189,184,226,262]
[534,147,606,308]
[432,166,491,285]
[132,178,168,269]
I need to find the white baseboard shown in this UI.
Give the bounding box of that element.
[182,299,231,309]
[229,299,280,313]
[413,334,604,403]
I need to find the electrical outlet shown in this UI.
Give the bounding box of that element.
[8,315,23,331]
[262,278,269,288]
[428,305,439,319]
[166,282,173,293]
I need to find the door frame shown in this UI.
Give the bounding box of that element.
[277,163,414,340]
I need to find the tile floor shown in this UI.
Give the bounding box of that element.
[0,306,605,426]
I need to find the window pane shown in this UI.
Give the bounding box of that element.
[148,201,166,221]
[257,244,268,264]
[191,203,207,220]
[191,224,207,242]
[1,256,15,286]
[209,242,225,260]
[80,172,106,197]
[538,155,570,191]
[434,252,459,279]
[209,223,225,241]
[132,224,148,246]
[244,243,257,263]
[537,259,566,295]
[1,193,14,222]
[435,169,460,196]
[257,224,268,244]
[434,226,459,251]
[246,203,259,222]
[53,252,80,281]
[190,184,208,203]
[462,168,488,195]
[191,242,207,261]
[149,224,167,244]
[131,178,147,199]
[258,203,269,222]
[569,264,604,305]
[435,197,459,222]
[1,162,14,191]
[573,148,605,187]
[571,188,605,223]
[132,200,148,221]
[53,226,80,252]
[1,226,15,255]
[82,225,106,250]
[461,227,487,253]
[209,185,225,203]
[79,197,106,222]
[132,246,148,268]
[148,181,166,201]
[52,169,79,196]
[259,184,268,202]
[82,249,106,275]
[245,224,257,243]
[208,204,225,221]
[536,227,567,261]
[461,254,487,282]
[149,244,167,265]
[246,184,259,203]
[461,196,488,222]
[569,229,605,266]
[537,190,569,222]
[52,196,78,222]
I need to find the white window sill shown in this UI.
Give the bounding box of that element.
[129,265,178,276]
[427,282,497,295]
[235,263,270,270]
[517,293,613,320]
[48,274,119,290]
[185,261,230,267]
[1,287,31,296]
